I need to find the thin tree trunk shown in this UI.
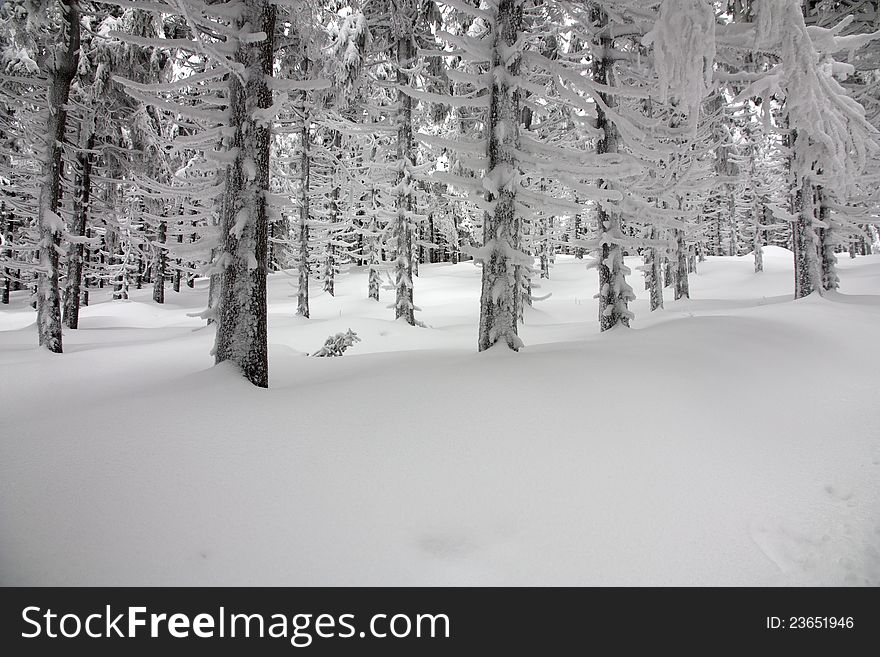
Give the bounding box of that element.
[297,83,310,318]
[427,210,436,263]
[152,220,167,303]
[728,192,737,256]
[648,226,663,311]
[63,132,94,327]
[674,226,689,301]
[322,131,341,297]
[754,205,766,273]
[573,208,584,258]
[367,186,380,301]
[539,215,550,279]
[1,211,12,304]
[80,226,90,307]
[394,28,415,325]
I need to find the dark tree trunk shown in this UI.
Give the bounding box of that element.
[63,132,94,328]
[592,4,632,331]
[573,208,584,258]
[1,211,12,304]
[214,0,276,388]
[297,78,311,319]
[152,220,167,303]
[37,0,80,351]
[173,235,182,293]
[674,227,689,300]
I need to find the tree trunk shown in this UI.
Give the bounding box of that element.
[80,226,90,307]
[539,216,550,279]
[815,187,837,292]
[647,226,663,311]
[394,28,416,325]
[477,0,524,351]
[573,208,584,258]
[728,192,737,256]
[674,227,689,300]
[63,131,94,328]
[754,205,765,273]
[207,255,219,322]
[297,100,310,318]
[1,211,12,304]
[593,5,633,331]
[214,0,276,388]
[322,131,342,297]
[152,220,167,304]
[792,176,821,298]
[37,0,80,351]
[427,211,436,264]
[367,185,380,300]
[367,218,380,301]
[296,57,311,318]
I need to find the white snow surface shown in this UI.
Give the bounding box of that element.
[1,246,879,585]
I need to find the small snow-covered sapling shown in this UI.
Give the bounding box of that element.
[311,329,361,357]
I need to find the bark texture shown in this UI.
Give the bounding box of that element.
[477,0,524,351]
[37,0,80,351]
[214,0,276,388]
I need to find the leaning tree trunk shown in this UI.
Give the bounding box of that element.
[477,0,524,351]
[214,0,276,388]
[593,4,633,331]
[37,0,80,351]
[63,131,94,327]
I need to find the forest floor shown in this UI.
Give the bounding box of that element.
[1,245,879,585]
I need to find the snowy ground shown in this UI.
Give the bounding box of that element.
[1,246,879,586]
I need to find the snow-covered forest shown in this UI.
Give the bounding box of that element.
[1,0,880,586]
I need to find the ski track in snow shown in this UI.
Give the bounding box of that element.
[1,246,879,586]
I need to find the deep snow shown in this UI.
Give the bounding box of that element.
[1,246,879,585]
